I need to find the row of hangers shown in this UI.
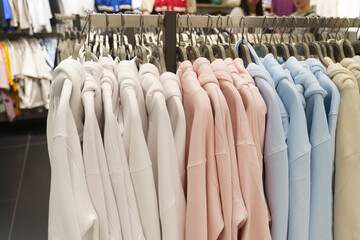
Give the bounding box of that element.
[176,15,360,68]
[70,13,360,73]
[72,13,167,73]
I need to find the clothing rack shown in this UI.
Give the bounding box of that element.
[83,13,360,73]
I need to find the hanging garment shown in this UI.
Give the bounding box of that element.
[160,72,186,191]
[271,0,296,16]
[139,63,186,240]
[0,45,15,121]
[232,58,267,173]
[245,59,289,240]
[8,0,18,27]
[47,59,99,240]
[0,42,19,115]
[293,59,333,240]
[0,0,8,29]
[117,61,160,240]
[117,59,148,137]
[18,0,32,32]
[81,61,112,240]
[213,59,271,240]
[306,58,340,197]
[2,0,12,19]
[193,58,247,240]
[26,0,52,33]
[262,54,311,240]
[177,61,223,240]
[326,63,360,240]
[340,58,360,94]
[99,57,131,240]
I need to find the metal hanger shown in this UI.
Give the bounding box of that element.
[275,17,291,60]
[135,14,148,67]
[316,17,336,61]
[253,16,270,58]
[118,13,127,61]
[211,16,227,60]
[352,17,360,55]
[327,17,346,62]
[72,13,91,61]
[199,15,215,62]
[237,16,252,64]
[222,15,238,59]
[338,18,355,58]
[294,16,310,60]
[175,14,188,62]
[148,14,166,73]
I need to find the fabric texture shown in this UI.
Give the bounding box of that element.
[139,63,186,240]
[117,61,159,240]
[327,63,360,240]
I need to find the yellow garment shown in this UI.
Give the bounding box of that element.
[327,63,360,240]
[341,58,360,94]
[1,42,19,115]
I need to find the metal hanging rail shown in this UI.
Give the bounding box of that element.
[176,15,360,29]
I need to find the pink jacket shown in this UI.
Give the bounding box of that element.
[213,59,271,240]
[177,61,223,240]
[231,58,267,173]
[194,58,246,240]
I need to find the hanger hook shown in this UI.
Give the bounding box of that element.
[334,17,344,40]
[356,17,360,38]
[205,14,212,45]
[216,15,222,44]
[260,16,268,44]
[344,17,351,38]
[319,16,328,35]
[157,13,162,46]
[289,16,297,44]
[269,16,277,44]
[301,16,310,43]
[140,13,144,45]
[327,17,338,40]
[119,13,124,46]
[105,12,109,36]
[239,16,246,43]
[280,16,288,43]
[177,13,182,47]
[79,12,91,44]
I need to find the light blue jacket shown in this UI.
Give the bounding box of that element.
[262,54,312,240]
[284,57,332,240]
[306,58,340,168]
[239,41,289,240]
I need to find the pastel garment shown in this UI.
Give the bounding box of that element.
[82,61,123,240]
[177,61,218,240]
[291,59,333,240]
[47,59,99,239]
[194,58,247,240]
[245,54,289,240]
[117,61,159,240]
[262,54,311,240]
[327,63,360,240]
[139,64,186,240]
[160,72,187,191]
[340,58,360,94]
[306,59,340,177]
[99,57,132,240]
[213,59,271,240]
[232,58,267,173]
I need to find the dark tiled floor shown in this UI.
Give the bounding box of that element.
[0,119,50,240]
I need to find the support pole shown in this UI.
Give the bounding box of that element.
[164,11,177,73]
